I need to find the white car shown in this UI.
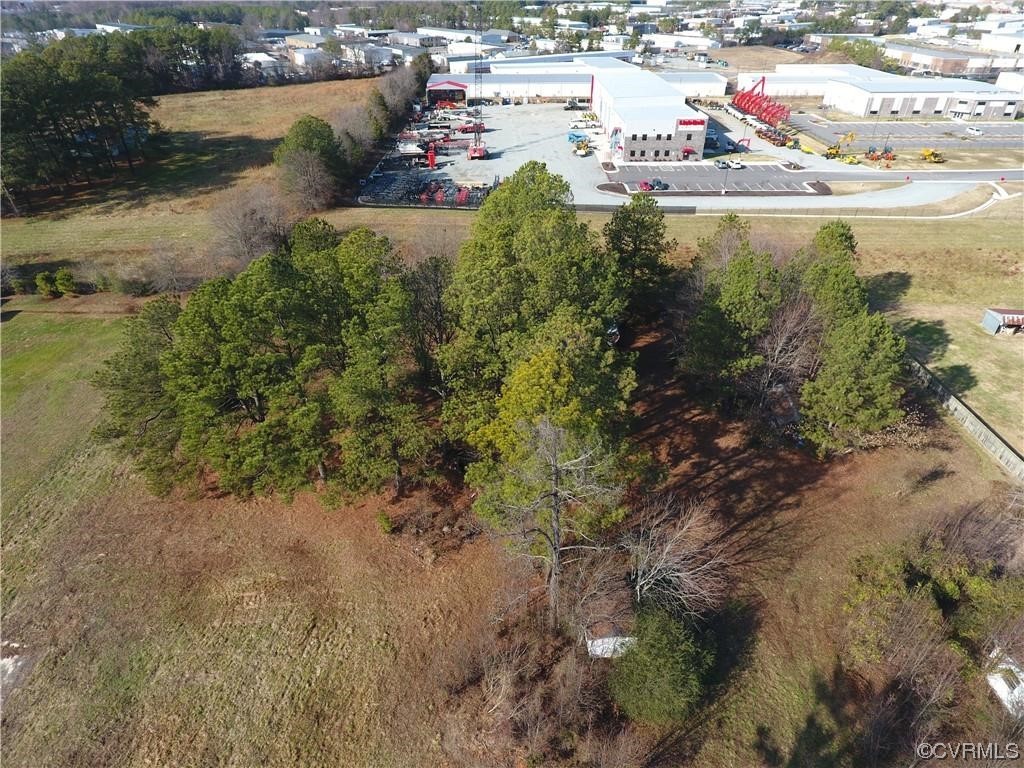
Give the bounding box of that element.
[728,159,744,169]
[966,126,984,136]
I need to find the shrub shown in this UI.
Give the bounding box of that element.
[376,511,395,535]
[609,607,713,725]
[35,271,58,297]
[54,267,76,295]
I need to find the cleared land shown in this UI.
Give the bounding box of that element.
[1,303,1008,768]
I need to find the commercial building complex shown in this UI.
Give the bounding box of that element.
[425,55,727,162]
[738,64,1020,119]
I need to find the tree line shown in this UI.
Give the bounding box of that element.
[678,213,906,455]
[2,2,302,34]
[0,26,431,211]
[94,163,666,501]
[0,26,242,200]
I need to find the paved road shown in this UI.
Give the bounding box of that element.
[614,161,1024,190]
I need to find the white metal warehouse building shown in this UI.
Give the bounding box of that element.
[737,64,1021,119]
[425,55,723,162]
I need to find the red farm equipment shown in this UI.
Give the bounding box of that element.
[732,76,791,128]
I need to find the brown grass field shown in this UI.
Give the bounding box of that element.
[1,299,1010,768]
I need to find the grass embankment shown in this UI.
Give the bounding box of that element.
[0,303,507,768]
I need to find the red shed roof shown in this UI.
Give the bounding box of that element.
[426,80,468,90]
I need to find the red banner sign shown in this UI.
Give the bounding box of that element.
[677,119,706,126]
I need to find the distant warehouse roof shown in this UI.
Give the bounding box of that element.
[832,77,1017,95]
[885,42,971,61]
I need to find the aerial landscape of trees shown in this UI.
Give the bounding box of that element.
[85,156,988,765]
[1,2,1020,763]
[0,23,431,209]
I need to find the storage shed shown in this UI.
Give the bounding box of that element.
[987,647,1024,717]
[981,308,1024,334]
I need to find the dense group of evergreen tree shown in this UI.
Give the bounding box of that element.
[92,164,915,752]
[0,27,243,196]
[679,214,906,453]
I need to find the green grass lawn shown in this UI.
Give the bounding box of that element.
[1,306,126,615]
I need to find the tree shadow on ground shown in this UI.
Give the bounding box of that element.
[21,132,279,218]
[5,260,78,279]
[630,326,827,589]
[753,663,872,768]
[932,363,979,396]
[628,324,834,766]
[892,318,952,365]
[865,271,911,313]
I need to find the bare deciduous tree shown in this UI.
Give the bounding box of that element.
[927,501,1024,575]
[498,418,623,629]
[565,550,633,646]
[278,148,335,213]
[745,291,824,414]
[209,184,290,269]
[622,494,730,617]
[144,240,202,295]
[577,726,652,768]
[331,102,377,162]
[378,66,418,116]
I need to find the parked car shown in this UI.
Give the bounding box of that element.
[637,180,653,191]
[714,159,729,169]
[966,126,984,136]
[728,159,744,169]
[458,122,486,134]
[650,178,669,190]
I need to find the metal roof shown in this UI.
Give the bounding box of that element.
[885,42,971,60]
[833,77,1017,95]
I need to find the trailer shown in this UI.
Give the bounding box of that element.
[981,308,1024,335]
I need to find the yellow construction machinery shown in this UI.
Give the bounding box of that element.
[825,131,857,159]
[920,148,946,163]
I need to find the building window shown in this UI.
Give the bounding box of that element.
[912,109,921,114]
[869,110,878,115]
[629,150,635,157]
[686,133,692,140]
[631,134,637,141]
[640,150,646,157]
[890,109,899,114]
[654,150,660,157]
[666,134,672,141]
[934,109,943,114]
[656,134,662,140]
[642,134,648,141]
[977,101,987,105]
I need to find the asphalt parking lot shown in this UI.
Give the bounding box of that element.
[789,114,1024,150]
[613,163,814,194]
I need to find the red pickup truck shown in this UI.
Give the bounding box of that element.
[458,122,486,134]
